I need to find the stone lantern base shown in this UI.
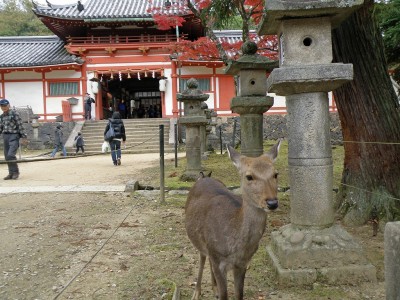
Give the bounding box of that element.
[267,224,377,286]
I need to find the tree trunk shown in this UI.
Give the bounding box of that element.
[332,0,400,225]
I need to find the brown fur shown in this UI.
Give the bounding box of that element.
[185,141,281,300]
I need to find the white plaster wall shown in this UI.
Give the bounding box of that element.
[181,66,212,76]
[5,71,41,80]
[204,93,215,110]
[4,82,44,113]
[46,96,64,114]
[164,68,173,116]
[215,66,227,75]
[46,70,81,79]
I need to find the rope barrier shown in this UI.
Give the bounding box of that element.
[53,202,137,300]
[342,140,400,145]
[340,183,400,203]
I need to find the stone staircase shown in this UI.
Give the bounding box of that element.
[67,118,174,154]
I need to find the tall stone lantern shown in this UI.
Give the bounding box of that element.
[258,0,376,286]
[225,41,278,157]
[178,78,209,181]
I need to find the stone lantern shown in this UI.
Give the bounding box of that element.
[225,41,278,157]
[27,115,45,150]
[177,78,209,181]
[258,0,376,286]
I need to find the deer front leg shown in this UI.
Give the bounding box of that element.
[210,258,228,300]
[192,254,206,300]
[233,266,246,300]
[209,260,218,297]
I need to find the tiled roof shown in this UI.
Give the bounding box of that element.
[33,0,184,20]
[0,36,83,68]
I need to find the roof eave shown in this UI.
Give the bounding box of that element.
[0,62,83,70]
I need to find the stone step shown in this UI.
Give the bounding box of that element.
[67,118,173,154]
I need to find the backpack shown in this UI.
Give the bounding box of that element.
[104,122,116,142]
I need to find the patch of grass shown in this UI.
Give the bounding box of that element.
[154,140,343,192]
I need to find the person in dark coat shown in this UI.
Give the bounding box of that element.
[84,93,95,120]
[104,112,126,166]
[50,124,67,158]
[0,98,28,180]
[74,132,85,154]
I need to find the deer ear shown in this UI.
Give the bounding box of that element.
[265,138,282,162]
[227,144,241,169]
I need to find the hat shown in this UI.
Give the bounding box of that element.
[0,99,10,106]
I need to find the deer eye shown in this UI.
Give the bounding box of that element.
[246,175,253,181]
[274,172,279,179]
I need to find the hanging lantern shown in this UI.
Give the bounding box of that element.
[137,72,141,80]
[127,72,131,79]
[152,71,155,78]
[110,72,114,79]
[91,81,99,94]
[144,70,148,77]
[119,71,122,81]
[159,77,167,92]
[100,74,103,82]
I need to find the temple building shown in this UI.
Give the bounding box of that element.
[0,0,324,122]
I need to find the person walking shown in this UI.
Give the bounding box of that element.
[0,99,28,180]
[104,111,126,166]
[84,92,95,120]
[74,132,85,154]
[50,124,67,158]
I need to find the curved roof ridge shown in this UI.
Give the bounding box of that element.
[0,36,61,43]
[32,0,181,20]
[32,0,79,10]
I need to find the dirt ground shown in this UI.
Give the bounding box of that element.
[0,152,386,299]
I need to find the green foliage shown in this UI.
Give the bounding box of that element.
[199,0,237,30]
[0,0,51,36]
[375,0,400,78]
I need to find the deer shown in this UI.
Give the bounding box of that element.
[185,140,281,300]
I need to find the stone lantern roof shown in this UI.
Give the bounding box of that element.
[225,41,278,75]
[258,0,364,35]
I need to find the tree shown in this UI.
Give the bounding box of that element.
[375,0,400,82]
[152,0,400,225]
[149,0,278,62]
[332,0,400,225]
[0,0,50,36]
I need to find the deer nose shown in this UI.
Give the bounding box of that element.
[266,199,278,210]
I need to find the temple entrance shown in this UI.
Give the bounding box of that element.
[97,72,162,120]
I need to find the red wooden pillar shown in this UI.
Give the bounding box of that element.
[62,101,72,122]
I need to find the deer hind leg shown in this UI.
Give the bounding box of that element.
[233,266,246,300]
[191,254,206,300]
[209,259,218,297]
[209,258,228,300]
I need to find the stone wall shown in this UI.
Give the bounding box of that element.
[207,112,343,151]
[0,122,75,150]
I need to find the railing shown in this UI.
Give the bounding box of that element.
[67,34,188,45]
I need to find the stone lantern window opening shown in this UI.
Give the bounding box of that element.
[303,37,313,47]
